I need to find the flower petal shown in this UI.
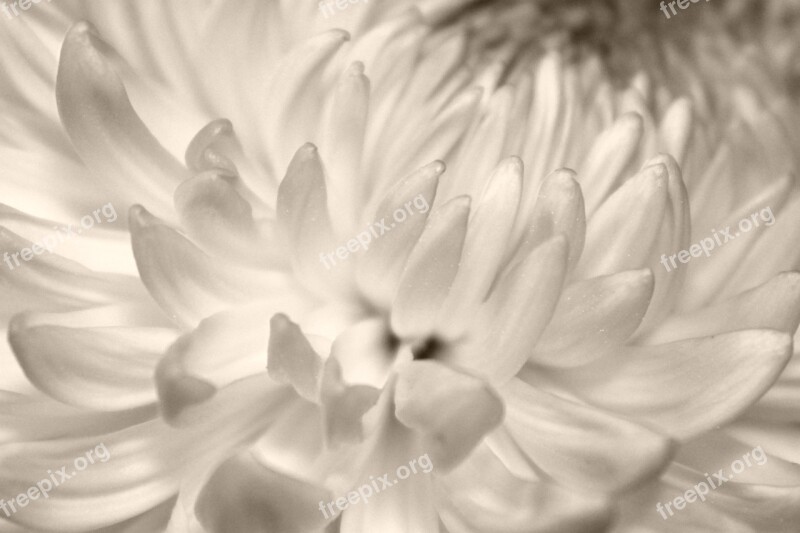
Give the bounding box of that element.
[538,330,792,439]
[56,22,188,219]
[337,379,439,533]
[130,206,293,327]
[532,269,654,368]
[512,168,586,272]
[501,378,674,493]
[0,392,151,444]
[195,451,332,533]
[447,235,568,384]
[575,163,668,279]
[0,226,145,319]
[322,62,371,234]
[645,271,800,344]
[276,143,348,295]
[267,313,324,403]
[174,170,282,267]
[9,312,178,410]
[263,30,350,171]
[394,361,504,470]
[437,157,522,338]
[391,196,470,339]
[437,442,612,533]
[356,161,443,309]
[320,357,380,449]
[577,112,644,216]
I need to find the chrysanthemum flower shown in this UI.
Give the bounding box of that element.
[1,1,799,532]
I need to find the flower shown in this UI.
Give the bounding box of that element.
[1,1,799,532]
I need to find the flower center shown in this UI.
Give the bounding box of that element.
[411,336,445,361]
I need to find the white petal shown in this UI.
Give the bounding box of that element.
[0,226,144,320]
[511,168,586,272]
[532,269,654,368]
[438,157,522,338]
[645,272,800,344]
[356,161,443,309]
[501,378,674,492]
[447,236,568,384]
[391,196,470,339]
[394,361,504,470]
[539,330,792,439]
[174,170,281,266]
[130,206,293,327]
[263,30,350,171]
[437,442,612,533]
[267,313,324,403]
[575,163,668,279]
[195,451,332,533]
[321,62,370,234]
[9,313,177,410]
[320,357,380,449]
[56,22,187,220]
[577,112,644,216]
[0,392,151,444]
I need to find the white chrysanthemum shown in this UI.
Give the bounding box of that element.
[1,1,800,532]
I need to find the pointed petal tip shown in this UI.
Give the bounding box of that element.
[429,160,447,175]
[347,61,366,76]
[269,313,293,332]
[128,204,156,228]
[65,20,99,42]
[299,142,318,155]
[447,194,472,210]
[496,156,524,178]
[546,168,579,189]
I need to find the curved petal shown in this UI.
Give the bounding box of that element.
[501,378,675,493]
[9,313,178,410]
[263,30,350,171]
[531,269,653,368]
[174,170,280,266]
[437,442,612,533]
[644,271,800,344]
[575,163,668,279]
[154,303,309,422]
[337,380,439,533]
[391,196,470,339]
[130,206,295,327]
[321,62,370,234]
[56,22,188,219]
[394,361,504,470]
[539,330,793,440]
[0,226,145,319]
[447,235,568,384]
[577,112,644,216]
[512,168,586,272]
[356,161,442,309]
[267,313,324,403]
[195,451,332,533]
[437,157,522,338]
[0,392,152,444]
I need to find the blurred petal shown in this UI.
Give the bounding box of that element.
[394,361,504,470]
